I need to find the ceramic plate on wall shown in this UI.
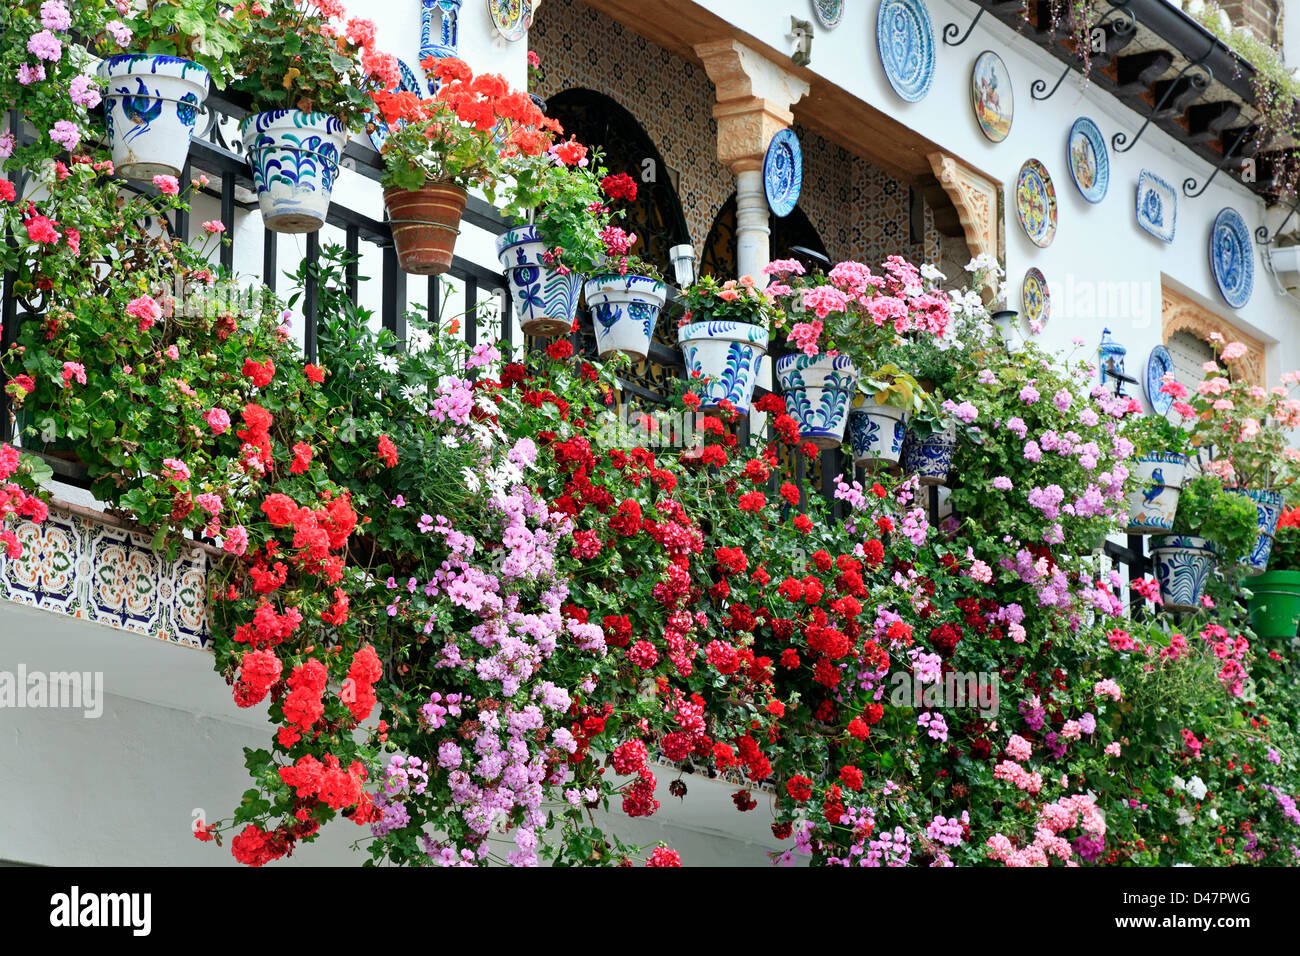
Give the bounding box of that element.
[1210,207,1254,308]
[1146,345,1175,415]
[1016,159,1057,247]
[877,0,936,103]
[764,128,803,218]
[364,59,421,153]
[489,0,531,42]
[971,51,1012,143]
[1136,170,1176,242]
[1067,116,1108,204]
[812,0,844,28]
[1021,268,1049,328]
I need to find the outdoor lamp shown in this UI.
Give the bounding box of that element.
[670,244,697,288]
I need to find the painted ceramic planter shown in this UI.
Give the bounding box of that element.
[241,110,349,234]
[583,273,668,361]
[385,181,468,275]
[1150,534,1219,613]
[99,54,209,180]
[1232,487,1285,574]
[497,224,584,337]
[848,404,908,469]
[1125,452,1189,534]
[775,353,859,449]
[902,426,958,486]
[1247,570,1300,639]
[677,321,769,415]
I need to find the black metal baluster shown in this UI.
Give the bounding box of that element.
[464,277,477,348]
[219,173,235,272]
[381,245,406,341]
[262,229,277,293]
[345,225,359,304]
[304,232,320,361]
[174,159,191,241]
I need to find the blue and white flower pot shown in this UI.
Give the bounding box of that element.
[901,426,958,486]
[583,273,668,361]
[1232,487,1285,574]
[775,353,859,449]
[241,110,349,234]
[1150,534,1219,612]
[677,321,768,415]
[848,404,908,469]
[1125,452,1189,534]
[99,54,210,181]
[497,224,584,337]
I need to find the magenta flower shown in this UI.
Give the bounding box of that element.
[49,120,80,151]
[27,30,62,61]
[40,1,72,30]
[68,74,101,108]
[152,175,180,196]
[16,63,46,86]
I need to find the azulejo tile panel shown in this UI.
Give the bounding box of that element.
[0,504,211,649]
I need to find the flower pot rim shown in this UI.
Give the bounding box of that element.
[774,351,858,370]
[100,53,210,81]
[1150,533,1221,554]
[1251,569,1300,584]
[677,320,769,346]
[239,109,351,139]
[584,273,668,292]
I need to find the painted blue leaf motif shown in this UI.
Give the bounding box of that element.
[176,91,200,130]
[627,301,654,340]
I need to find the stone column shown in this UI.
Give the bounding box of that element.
[695,39,809,284]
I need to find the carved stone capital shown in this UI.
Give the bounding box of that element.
[1161,286,1265,387]
[695,39,809,170]
[927,151,999,266]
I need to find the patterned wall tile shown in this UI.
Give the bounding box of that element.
[531,0,941,266]
[0,505,211,649]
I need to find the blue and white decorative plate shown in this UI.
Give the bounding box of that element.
[1136,170,1176,243]
[1021,267,1049,328]
[1210,207,1254,309]
[1146,345,1175,415]
[877,0,936,103]
[489,0,531,42]
[812,0,844,28]
[365,59,422,154]
[764,128,803,218]
[1067,116,1108,204]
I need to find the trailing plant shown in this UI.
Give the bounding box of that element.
[118,0,249,83]
[228,0,397,123]
[1170,473,1260,563]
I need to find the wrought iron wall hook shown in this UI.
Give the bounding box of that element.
[1030,4,1137,101]
[1256,196,1300,246]
[1181,124,1254,198]
[942,6,984,46]
[1111,38,1216,153]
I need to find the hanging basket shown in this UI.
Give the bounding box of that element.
[497,224,583,337]
[385,181,469,275]
[241,110,349,234]
[1150,534,1219,612]
[848,404,908,469]
[1231,487,1285,574]
[583,273,668,361]
[775,353,859,450]
[677,321,769,415]
[1125,452,1189,534]
[99,54,210,180]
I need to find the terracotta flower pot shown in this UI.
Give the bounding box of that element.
[385,181,469,275]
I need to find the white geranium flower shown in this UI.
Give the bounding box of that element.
[1186,776,1208,800]
[1176,808,1195,826]
[920,263,946,282]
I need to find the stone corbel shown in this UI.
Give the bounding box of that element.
[694,39,810,281]
[926,151,999,266]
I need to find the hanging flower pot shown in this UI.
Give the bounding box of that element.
[385,181,469,275]
[583,273,668,361]
[1125,452,1190,534]
[848,405,908,469]
[677,321,769,415]
[1150,534,1219,612]
[240,110,350,234]
[775,353,859,450]
[901,425,958,486]
[497,224,584,337]
[1247,570,1300,639]
[1231,488,1285,574]
[99,55,210,181]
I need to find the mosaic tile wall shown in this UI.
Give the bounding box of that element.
[530,0,941,265]
[0,505,211,649]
